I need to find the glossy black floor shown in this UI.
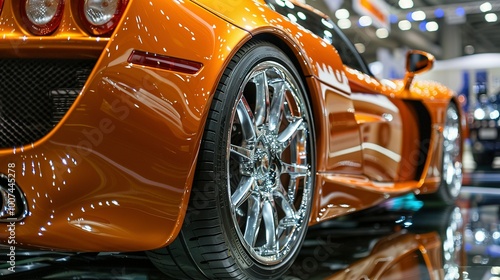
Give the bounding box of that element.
[2,155,500,279]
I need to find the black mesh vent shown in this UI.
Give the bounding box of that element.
[0,59,96,148]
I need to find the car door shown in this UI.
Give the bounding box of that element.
[347,70,404,182]
[327,26,404,182]
[263,0,407,182]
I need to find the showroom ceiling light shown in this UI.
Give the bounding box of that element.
[376,28,389,39]
[354,43,365,53]
[434,8,445,18]
[475,229,487,243]
[455,7,466,17]
[398,20,412,30]
[399,0,413,9]
[426,21,439,32]
[493,231,500,240]
[491,110,500,120]
[418,21,427,31]
[480,2,493,13]
[474,108,486,120]
[485,13,498,22]
[464,45,475,55]
[390,14,399,24]
[338,18,351,29]
[395,2,497,22]
[413,11,427,22]
[335,8,349,19]
[411,10,426,21]
[359,16,372,27]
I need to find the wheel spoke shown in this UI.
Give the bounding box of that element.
[262,199,278,249]
[230,144,252,163]
[277,118,303,144]
[287,177,298,202]
[281,162,310,178]
[268,79,285,132]
[236,97,256,141]
[231,176,255,208]
[275,187,299,245]
[288,126,308,165]
[244,195,261,247]
[253,71,269,127]
[275,186,297,219]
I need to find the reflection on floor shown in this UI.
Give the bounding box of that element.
[288,199,457,279]
[2,170,500,279]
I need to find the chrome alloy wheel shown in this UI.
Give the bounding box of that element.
[443,207,463,280]
[227,61,313,265]
[442,104,462,198]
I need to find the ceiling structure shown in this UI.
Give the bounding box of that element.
[306,0,500,63]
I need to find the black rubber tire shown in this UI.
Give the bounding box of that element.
[147,41,315,280]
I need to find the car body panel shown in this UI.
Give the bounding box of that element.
[194,0,461,191]
[0,0,462,252]
[0,0,251,251]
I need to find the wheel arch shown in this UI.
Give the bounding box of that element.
[250,33,321,129]
[251,33,314,79]
[417,97,464,198]
[405,99,433,182]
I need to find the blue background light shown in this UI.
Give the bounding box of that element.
[434,8,445,18]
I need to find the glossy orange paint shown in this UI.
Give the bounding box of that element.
[0,0,251,251]
[395,78,465,195]
[0,0,462,252]
[325,232,443,280]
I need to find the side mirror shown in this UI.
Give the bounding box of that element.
[406,50,434,74]
[403,50,435,90]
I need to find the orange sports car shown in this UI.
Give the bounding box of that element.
[0,0,464,279]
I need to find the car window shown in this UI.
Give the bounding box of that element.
[265,0,373,75]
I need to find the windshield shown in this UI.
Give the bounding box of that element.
[265,0,373,76]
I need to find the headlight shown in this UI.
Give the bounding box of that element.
[21,0,65,35]
[474,108,486,120]
[79,0,128,36]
